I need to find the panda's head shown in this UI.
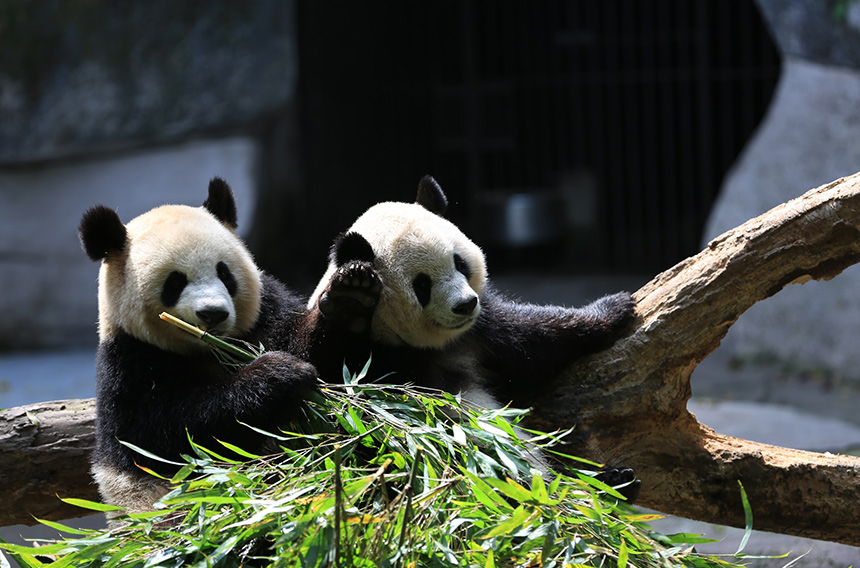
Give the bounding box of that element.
[315,176,488,348]
[79,178,262,354]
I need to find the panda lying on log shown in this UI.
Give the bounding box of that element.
[294,175,640,500]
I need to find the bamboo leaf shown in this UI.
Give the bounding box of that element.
[482,505,535,539]
[736,480,754,555]
[33,518,96,536]
[118,440,186,467]
[618,539,629,568]
[58,497,123,513]
[484,477,532,503]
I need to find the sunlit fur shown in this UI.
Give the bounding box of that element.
[97,205,261,354]
[91,463,170,523]
[309,201,486,348]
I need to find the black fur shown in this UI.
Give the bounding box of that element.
[217,261,238,296]
[93,274,317,477]
[160,271,188,307]
[203,177,239,229]
[79,206,128,261]
[416,175,447,216]
[332,231,376,266]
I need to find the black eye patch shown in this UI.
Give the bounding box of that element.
[217,261,238,296]
[412,273,432,307]
[161,271,188,307]
[454,253,470,278]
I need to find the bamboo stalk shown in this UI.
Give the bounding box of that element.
[159,312,257,362]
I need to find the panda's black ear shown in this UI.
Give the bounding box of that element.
[79,205,128,261]
[416,175,448,216]
[331,232,375,266]
[204,177,239,229]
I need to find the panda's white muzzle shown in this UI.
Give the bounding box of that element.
[173,278,236,334]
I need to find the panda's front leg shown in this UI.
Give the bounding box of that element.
[575,291,636,340]
[318,261,382,335]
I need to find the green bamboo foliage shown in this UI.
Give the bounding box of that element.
[0,316,771,567]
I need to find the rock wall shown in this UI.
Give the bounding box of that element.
[703,0,860,381]
[0,1,297,163]
[0,1,298,350]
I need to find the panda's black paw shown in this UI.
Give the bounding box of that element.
[319,261,382,334]
[594,291,636,330]
[241,351,319,404]
[595,466,640,503]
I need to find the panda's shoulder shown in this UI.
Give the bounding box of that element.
[256,271,308,335]
[95,332,187,393]
[259,272,306,310]
[100,330,173,362]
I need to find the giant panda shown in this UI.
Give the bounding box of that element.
[300,175,635,407]
[79,178,317,517]
[295,175,638,497]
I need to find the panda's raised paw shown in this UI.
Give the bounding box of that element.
[318,261,382,330]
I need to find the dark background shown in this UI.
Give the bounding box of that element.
[261,0,780,283]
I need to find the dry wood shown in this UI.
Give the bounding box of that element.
[0,399,99,526]
[3,172,860,546]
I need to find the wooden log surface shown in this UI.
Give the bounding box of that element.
[2,172,860,546]
[0,398,98,525]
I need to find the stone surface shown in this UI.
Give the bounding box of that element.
[0,1,296,164]
[702,58,860,383]
[0,137,259,351]
[756,0,860,67]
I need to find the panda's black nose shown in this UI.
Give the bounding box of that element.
[197,308,229,326]
[452,297,478,316]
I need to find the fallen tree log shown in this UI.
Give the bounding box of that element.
[2,172,860,545]
[0,398,98,525]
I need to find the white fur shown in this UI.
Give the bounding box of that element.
[91,462,170,524]
[310,201,487,348]
[98,204,261,354]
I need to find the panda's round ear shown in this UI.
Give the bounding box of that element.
[416,175,448,216]
[331,232,375,266]
[79,205,128,261]
[203,177,239,229]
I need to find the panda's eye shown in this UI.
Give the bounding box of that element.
[217,261,237,296]
[453,253,470,278]
[412,273,432,307]
[161,271,188,307]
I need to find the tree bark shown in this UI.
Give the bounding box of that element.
[528,171,860,547]
[3,173,860,546]
[0,399,99,526]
